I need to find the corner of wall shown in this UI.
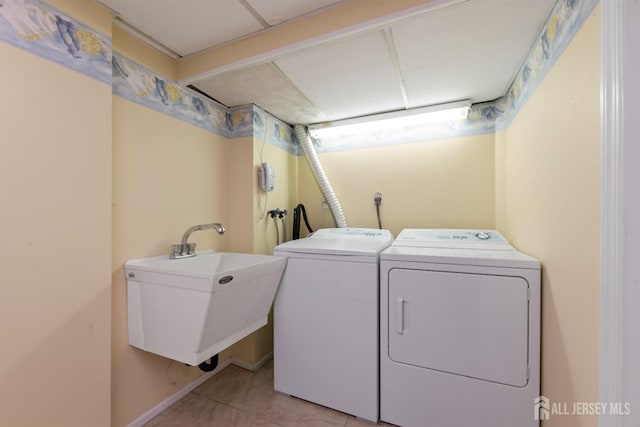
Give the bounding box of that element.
[112,24,177,80]
[494,4,601,426]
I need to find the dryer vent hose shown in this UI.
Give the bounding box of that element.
[294,125,347,228]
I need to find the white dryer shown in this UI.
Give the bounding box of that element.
[274,227,393,422]
[380,229,540,427]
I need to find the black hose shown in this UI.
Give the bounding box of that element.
[301,206,313,233]
[292,204,313,240]
[374,194,382,229]
[293,208,300,240]
[198,354,219,372]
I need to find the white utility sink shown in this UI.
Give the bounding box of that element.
[125,250,286,366]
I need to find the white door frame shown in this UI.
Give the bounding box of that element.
[600,1,638,425]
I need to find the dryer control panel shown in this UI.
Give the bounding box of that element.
[393,229,513,250]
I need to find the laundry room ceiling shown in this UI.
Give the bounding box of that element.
[100,0,556,125]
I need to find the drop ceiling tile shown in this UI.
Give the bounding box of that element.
[274,30,405,122]
[245,0,344,26]
[392,0,555,107]
[104,0,557,126]
[192,63,329,124]
[100,0,264,56]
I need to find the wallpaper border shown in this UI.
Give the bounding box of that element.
[0,0,598,154]
[0,0,111,84]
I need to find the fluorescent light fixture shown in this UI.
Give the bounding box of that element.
[308,100,471,138]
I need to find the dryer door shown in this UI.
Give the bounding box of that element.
[388,268,529,387]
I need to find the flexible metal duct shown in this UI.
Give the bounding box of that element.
[294,125,347,228]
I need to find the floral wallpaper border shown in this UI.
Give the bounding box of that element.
[113,52,298,152]
[113,52,243,139]
[252,104,300,155]
[0,0,111,84]
[0,0,597,155]
[495,0,599,129]
[0,0,295,152]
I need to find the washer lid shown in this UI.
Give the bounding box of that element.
[274,227,394,256]
[393,229,513,250]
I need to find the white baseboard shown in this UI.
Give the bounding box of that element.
[230,352,273,372]
[126,353,273,427]
[126,358,232,427]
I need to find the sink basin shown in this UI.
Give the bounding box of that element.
[125,250,285,291]
[124,250,286,365]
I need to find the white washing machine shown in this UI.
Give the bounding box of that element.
[380,229,540,427]
[274,227,394,422]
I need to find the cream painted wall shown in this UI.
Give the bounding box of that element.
[495,6,600,427]
[252,137,298,361]
[110,104,296,426]
[109,39,299,426]
[0,40,112,427]
[229,133,298,364]
[254,140,299,252]
[236,137,302,365]
[298,135,495,236]
[111,96,236,427]
[228,136,255,254]
[0,1,602,426]
[110,11,297,423]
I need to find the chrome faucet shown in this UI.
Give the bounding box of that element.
[170,223,225,259]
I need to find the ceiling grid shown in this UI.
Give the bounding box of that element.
[100,0,556,125]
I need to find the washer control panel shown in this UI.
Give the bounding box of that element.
[315,227,390,238]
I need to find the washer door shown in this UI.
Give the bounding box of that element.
[388,268,530,387]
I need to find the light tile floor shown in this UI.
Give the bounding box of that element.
[145,359,395,427]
